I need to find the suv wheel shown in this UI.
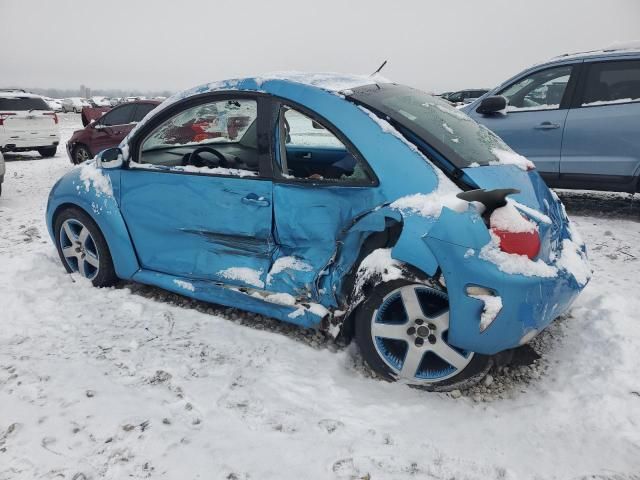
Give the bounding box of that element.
[38,146,57,158]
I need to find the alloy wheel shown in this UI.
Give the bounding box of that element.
[59,219,100,279]
[371,285,473,383]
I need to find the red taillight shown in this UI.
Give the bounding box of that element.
[0,112,16,126]
[44,112,58,124]
[491,228,541,259]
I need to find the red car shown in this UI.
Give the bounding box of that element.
[66,100,160,164]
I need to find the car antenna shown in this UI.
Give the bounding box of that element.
[371,60,387,77]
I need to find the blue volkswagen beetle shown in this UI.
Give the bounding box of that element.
[46,73,590,390]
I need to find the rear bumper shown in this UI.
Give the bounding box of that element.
[1,133,59,151]
[429,236,584,354]
[423,207,589,355]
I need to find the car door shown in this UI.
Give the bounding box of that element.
[268,103,379,300]
[560,58,640,191]
[119,95,275,288]
[467,64,580,184]
[90,103,136,154]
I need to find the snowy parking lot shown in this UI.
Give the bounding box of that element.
[1,114,639,479]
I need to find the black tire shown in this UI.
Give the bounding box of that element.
[38,146,57,158]
[354,278,492,391]
[53,206,118,288]
[72,144,92,164]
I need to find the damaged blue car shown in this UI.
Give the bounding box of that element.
[46,73,591,390]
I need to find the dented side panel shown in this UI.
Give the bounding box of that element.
[119,169,275,287]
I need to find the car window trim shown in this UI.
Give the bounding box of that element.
[267,97,379,188]
[127,91,270,180]
[571,58,640,109]
[494,62,582,113]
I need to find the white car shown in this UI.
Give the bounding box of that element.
[44,97,64,112]
[61,97,91,113]
[0,90,60,157]
[90,96,111,107]
[0,150,4,196]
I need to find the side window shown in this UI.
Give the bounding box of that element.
[137,98,260,176]
[132,103,157,122]
[277,106,373,184]
[581,60,640,106]
[499,65,573,111]
[101,104,135,126]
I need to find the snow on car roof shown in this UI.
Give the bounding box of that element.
[253,71,389,92]
[548,40,640,62]
[0,90,43,99]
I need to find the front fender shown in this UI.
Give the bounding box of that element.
[46,164,140,279]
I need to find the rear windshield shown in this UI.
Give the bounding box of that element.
[348,84,509,168]
[0,97,49,111]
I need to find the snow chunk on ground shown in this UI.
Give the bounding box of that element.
[173,279,195,292]
[266,256,313,284]
[556,238,592,286]
[391,192,468,218]
[218,267,264,288]
[79,163,113,197]
[490,203,536,233]
[490,148,535,171]
[470,294,503,331]
[479,232,557,278]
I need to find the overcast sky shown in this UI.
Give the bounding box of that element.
[2,0,639,94]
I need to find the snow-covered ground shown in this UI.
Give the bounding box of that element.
[1,114,639,479]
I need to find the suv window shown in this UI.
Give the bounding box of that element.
[277,106,373,184]
[582,60,640,106]
[101,104,135,126]
[137,98,260,176]
[0,97,49,111]
[132,103,157,122]
[499,65,573,111]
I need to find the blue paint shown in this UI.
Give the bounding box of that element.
[46,74,589,354]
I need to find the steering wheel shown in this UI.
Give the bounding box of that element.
[184,146,228,168]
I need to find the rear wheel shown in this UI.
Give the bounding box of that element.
[54,207,117,287]
[38,146,57,158]
[73,144,91,164]
[355,279,491,391]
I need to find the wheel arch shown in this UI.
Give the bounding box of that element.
[323,206,442,341]
[47,190,140,280]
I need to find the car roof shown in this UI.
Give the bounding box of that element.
[0,90,44,99]
[540,42,640,66]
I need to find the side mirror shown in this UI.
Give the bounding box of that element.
[476,95,508,115]
[95,147,123,169]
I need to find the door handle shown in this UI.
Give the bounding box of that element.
[301,152,312,159]
[242,194,270,207]
[534,122,560,130]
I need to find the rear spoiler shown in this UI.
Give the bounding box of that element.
[81,106,111,126]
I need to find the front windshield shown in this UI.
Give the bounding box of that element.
[349,84,510,168]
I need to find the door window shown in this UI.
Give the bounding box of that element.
[132,103,157,122]
[277,106,373,184]
[136,98,260,176]
[499,65,573,111]
[581,60,640,106]
[101,104,135,126]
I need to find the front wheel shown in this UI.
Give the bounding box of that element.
[54,207,117,287]
[355,279,491,391]
[72,144,91,164]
